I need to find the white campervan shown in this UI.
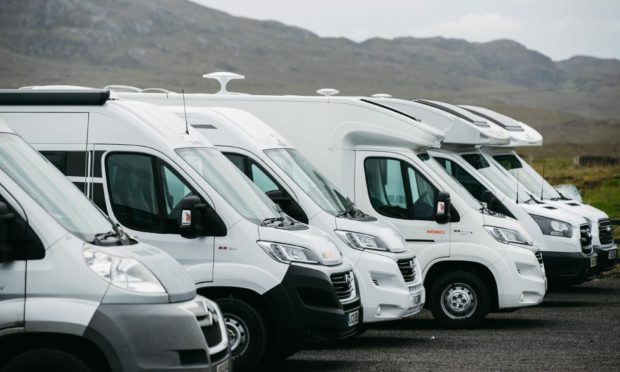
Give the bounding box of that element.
[376,98,596,286]
[460,105,617,275]
[0,89,360,370]
[164,106,425,324]
[0,118,223,372]
[114,76,546,328]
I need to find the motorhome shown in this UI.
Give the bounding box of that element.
[460,105,616,275]
[114,74,546,328]
[0,118,221,372]
[377,98,596,286]
[0,89,360,370]
[165,106,425,324]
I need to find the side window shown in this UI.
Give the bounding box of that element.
[225,153,247,173]
[0,192,45,260]
[364,157,438,221]
[106,153,197,234]
[436,157,488,201]
[92,183,108,214]
[107,153,160,232]
[406,166,437,219]
[250,163,280,193]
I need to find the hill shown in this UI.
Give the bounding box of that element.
[0,0,619,148]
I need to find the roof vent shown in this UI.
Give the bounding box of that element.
[203,72,245,94]
[316,88,339,97]
[371,93,392,98]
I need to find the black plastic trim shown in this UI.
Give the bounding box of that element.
[0,90,110,106]
[542,251,597,286]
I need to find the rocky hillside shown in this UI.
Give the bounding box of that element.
[0,0,619,145]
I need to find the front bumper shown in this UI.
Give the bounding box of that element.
[542,250,598,286]
[84,298,212,372]
[355,251,425,323]
[497,246,546,309]
[594,244,617,274]
[263,264,361,353]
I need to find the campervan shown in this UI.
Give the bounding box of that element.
[0,90,359,369]
[0,118,221,372]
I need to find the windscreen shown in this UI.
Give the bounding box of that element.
[176,147,281,225]
[265,148,354,216]
[493,153,560,200]
[421,155,481,210]
[0,133,114,241]
[462,152,526,202]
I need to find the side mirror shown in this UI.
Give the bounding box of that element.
[0,201,15,262]
[435,191,451,225]
[481,190,497,209]
[180,196,227,239]
[265,190,309,224]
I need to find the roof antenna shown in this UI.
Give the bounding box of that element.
[540,160,546,200]
[182,88,189,135]
[515,168,520,204]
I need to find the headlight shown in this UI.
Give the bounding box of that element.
[484,226,532,245]
[530,215,572,238]
[83,245,166,294]
[258,241,336,265]
[334,230,390,251]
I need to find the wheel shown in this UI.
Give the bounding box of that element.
[2,349,92,372]
[429,271,490,328]
[216,297,268,371]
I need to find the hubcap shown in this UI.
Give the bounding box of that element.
[225,314,249,356]
[440,282,477,320]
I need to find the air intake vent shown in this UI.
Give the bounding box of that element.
[567,202,581,206]
[543,206,557,210]
[397,258,417,283]
[330,271,356,303]
[580,224,593,253]
[599,219,614,245]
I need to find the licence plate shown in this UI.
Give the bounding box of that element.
[590,257,597,267]
[347,310,359,327]
[216,360,229,372]
[609,250,617,260]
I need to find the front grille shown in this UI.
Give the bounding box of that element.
[330,271,356,302]
[599,219,614,245]
[397,258,417,283]
[580,224,593,254]
[535,251,544,265]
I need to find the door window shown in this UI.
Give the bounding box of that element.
[106,153,197,234]
[364,157,437,220]
[435,157,488,201]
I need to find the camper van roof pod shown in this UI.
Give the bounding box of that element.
[459,105,543,147]
[0,89,110,106]
[415,99,490,128]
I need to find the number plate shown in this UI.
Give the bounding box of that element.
[347,310,359,327]
[590,257,597,268]
[216,359,230,372]
[609,250,617,260]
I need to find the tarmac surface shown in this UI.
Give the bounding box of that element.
[259,277,620,371]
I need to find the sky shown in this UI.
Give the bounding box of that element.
[190,0,620,61]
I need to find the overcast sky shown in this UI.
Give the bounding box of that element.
[190,0,620,61]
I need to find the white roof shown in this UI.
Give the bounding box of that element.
[460,105,543,147]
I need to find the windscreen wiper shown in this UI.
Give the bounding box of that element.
[261,217,285,226]
[92,230,120,245]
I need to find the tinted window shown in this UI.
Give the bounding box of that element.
[435,157,488,201]
[461,154,490,170]
[0,191,44,260]
[364,157,437,220]
[492,154,522,170]
[106,153,196,234]
[92,183,107,214]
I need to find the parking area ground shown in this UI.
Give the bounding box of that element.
[260,277,620,371]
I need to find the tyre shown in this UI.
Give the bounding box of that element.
[429,271,490,328]
[2,349,92,372]
[216,297,268,371]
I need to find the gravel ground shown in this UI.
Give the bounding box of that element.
[259,278,620,371]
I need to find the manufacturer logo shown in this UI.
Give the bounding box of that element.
[345,272,354,286]
[606,226,612,232]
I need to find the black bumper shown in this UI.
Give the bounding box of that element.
[542,251,597,286]
[594,245,617,274]
[263,264,361,354]
[84,301,211,372]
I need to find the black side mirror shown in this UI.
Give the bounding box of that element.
[180,196,227,239]
[0,201,15,262]
[481,190,497,210]
[435,191,451,225]
[265,190,309,224]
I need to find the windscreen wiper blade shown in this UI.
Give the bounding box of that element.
[261,217,285,226]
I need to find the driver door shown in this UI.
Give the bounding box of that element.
[354,150,450,269]
[97,146,215,283]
